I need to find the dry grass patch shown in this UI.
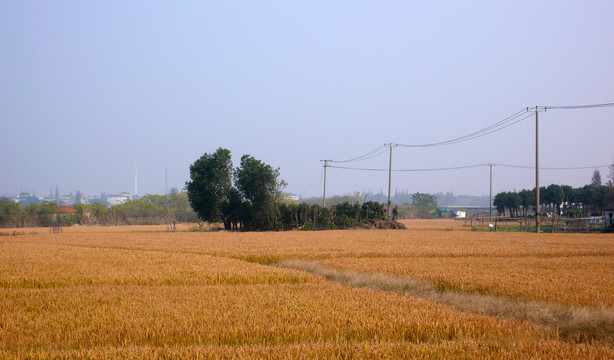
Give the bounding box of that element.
[0,242,317,288]
[10,226,613,260]
[316,255,614,308]
[6,341,613,360]
[2,283,561,354]
[281,260,614,343]
[398,219,467,230]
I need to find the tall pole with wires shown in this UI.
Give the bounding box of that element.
[535,108,540,233]
[530,106,546,234]
[489,163,494,221]
[321,160,331,208]
[387,143,395,219]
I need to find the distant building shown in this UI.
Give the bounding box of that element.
[453,210,466,219]
[438,207,466,219]
[58,205,77,214]
[59,194,76,206]
[15,192,42,206]
[105,192,132,206]
[437,207,454,218]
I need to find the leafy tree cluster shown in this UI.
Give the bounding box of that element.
[276,201,387,230]
[0,192,198,229]
[0,199,79,228]
[494,182,614,218]
[409,193,438,218]
[186,148,391,231]
[300,192,366,207]
[140,191,198,231]
[185,148,287,231]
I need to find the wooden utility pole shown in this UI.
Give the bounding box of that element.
[535,108,540,233]
[489,163,494,221]
[387,144,393,219]
[530,106,546,233]
[321,160,331,208]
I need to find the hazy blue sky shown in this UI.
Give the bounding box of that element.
[2,1,613,199]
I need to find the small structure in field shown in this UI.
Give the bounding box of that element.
[437,207,454,218]
[453,210,466,219]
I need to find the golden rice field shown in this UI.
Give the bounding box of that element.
[1,221,613,359]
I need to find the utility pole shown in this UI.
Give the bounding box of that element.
[387,143,396,219]
[529,106,546,233]
[535,108,539,233]
[489,163,494,221]
[321,160,331,208]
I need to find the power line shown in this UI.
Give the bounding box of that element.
[497,163,610,170]
[328,108,534,163]
[396,110,532,148]
[327,101,614,164]
[328,162,610,172]
[329,145,388,163]
[543,102,614,110]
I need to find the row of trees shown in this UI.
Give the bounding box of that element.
[277,201,388,230]
[494,183,614,218]
[0,192,198,229]
[185,149,447,230]
[275,194,437,229]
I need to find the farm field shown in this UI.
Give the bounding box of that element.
[1,221,613,358]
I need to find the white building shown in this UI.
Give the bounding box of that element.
[453,210,466,219]
[106,192,132,206]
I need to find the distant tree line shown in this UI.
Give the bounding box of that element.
[0,192,198,229]
[300,191,487,208]
[494,171,614,218]
[277,201,389,230]
[298,192,439,220]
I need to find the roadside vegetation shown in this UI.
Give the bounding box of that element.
[0,192,198,230]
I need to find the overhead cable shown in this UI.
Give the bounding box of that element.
[543,102,614,110]
[326,101,613,163]
[497,163,610,170]
[329,144,388,163]
[396,111,532,148]
[328,162,610,172]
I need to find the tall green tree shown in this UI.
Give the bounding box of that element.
[411,192,438,218]
[142,192,198,231]
[561,185,574,215]
[493,191,521,217]
[518,189,534,217]
[234,154,286,231]
[591,170,602,186]
[545,184,564,215]
[185,148,234,229]
[0,197,23,227]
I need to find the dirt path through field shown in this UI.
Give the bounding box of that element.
[278,260,614,344]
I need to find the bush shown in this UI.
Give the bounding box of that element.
[301,221,315,231]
